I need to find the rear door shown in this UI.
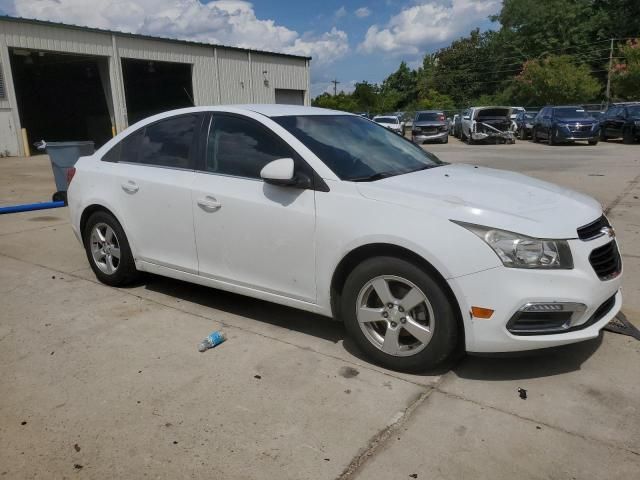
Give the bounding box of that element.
[108,113,204,272]
[191,113,317,301]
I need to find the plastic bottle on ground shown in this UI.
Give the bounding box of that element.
[198,331,227,352]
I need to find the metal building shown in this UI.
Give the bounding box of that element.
[0,16,311,156]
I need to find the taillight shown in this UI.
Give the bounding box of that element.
[438,115,445,121]
[66,167,76,185]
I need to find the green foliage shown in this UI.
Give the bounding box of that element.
[511,55,601,105]
[313,0,637,110]
[611,40,640,100]
[311,92,358,112]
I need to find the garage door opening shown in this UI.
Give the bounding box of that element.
[9,49,114,148]
[121,59,194,125]
[275,89,305,105]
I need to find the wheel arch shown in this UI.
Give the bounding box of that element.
[80,204,127,245]
[330,243,465,347]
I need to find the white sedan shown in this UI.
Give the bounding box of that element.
[67,105,622,372]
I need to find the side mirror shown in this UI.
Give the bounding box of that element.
[260,158,311,189]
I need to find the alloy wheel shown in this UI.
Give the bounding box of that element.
[90,223,121,275]
[356,275,435,357]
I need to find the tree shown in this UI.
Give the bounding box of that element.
[511,55,601,105]
[380,61,417,108]
[312,92,358,112]
[352,81,378,112]
[611,40,640,100]
[411,90,456,111]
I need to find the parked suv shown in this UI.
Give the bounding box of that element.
[532,106,599,145]
[600,103,640,144]
[411,111,449,144]
[461,107,515,144]
[68,105,622,372]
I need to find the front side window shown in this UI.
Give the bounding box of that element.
[273,115,443,182]
[138,115,199,169]
[206,115,293,179]
[626,105,640,117]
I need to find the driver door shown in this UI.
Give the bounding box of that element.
[191,114,317,302]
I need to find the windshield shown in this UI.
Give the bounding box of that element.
[273,115,443,181]
[554,107,592,119]
[524,113,536,120]
[374,117,398,124]
[415,112,443,122]
[627,105,640,116]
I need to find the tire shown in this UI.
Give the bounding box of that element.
[340,256,459,372]
[548,128,556,146]
[442,135,449,144]
[600,128,608,141]
[532,128,539,143]
[588,139,598,146]
[623,127,634,144]
[83,211,140,287]
[519,128,526,140]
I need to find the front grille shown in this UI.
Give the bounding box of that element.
[421,127,437,134]
[589,241,621,280]
[577,216,610,240]
[568,125,592,132]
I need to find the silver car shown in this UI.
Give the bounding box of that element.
[411,111,449,144]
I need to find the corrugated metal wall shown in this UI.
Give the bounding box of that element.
[0,18,310,156]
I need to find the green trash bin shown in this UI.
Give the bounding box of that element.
[39,141,95,203]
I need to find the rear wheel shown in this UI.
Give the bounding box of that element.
[341,256,459,372]
[600,128,608,141]
[83,211,140,286]
[532,128,539,143]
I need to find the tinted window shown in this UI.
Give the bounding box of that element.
[138,115,199,169]
[415,112,442,121]
[207,115,292,179]
[553,107,591,120]
[274,115,442,181]
[627,106,640,116]
[374,117,399,124]
[101,129,143,163]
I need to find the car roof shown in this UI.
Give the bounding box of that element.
[139,104,353,119]
[416,110,442,114]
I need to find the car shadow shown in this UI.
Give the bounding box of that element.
[142,274,346,344]
[137,274,608,379]
[452,333,603,381]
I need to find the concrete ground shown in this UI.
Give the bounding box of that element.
[0,141,639,479]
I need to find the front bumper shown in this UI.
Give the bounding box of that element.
[448,235,622,353]
[471,131,515,142]
[556,127,599,142]
[412,131,448,143]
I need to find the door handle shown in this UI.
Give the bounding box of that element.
[197,196,222,212]
[121,181,139,194]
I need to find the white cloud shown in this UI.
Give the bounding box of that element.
[358,0,499,55]
[354,7,371,18]
[4,0,348,64]
[334,6,347,19]
[284,28,348,65]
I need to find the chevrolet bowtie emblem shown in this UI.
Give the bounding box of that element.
[601,226,615,238]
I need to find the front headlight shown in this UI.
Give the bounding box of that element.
[452,221,573,269]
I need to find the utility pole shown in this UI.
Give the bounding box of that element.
[331,78,340,96]
[605,38,614,108]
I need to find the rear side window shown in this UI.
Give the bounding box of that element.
[206,115,292,179]
[101,114,200,169]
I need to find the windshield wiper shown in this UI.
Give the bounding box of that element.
[350,171,399,182]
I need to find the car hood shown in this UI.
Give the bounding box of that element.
[413,121,446,127]
[356,164,601,239]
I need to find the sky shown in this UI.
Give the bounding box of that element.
[0,0,501,97]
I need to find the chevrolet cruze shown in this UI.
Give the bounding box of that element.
[67,105,622,372]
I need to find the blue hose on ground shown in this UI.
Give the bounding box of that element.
[0,201,66,215]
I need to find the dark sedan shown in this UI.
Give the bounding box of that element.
[600,103,640,144]
[514,111,537,140]
[532,106,599,145]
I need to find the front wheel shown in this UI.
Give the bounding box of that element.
[341,256,459,372]
[532,128,539,143]
[588,139,598,146]
[548,128,557,146]
[83,211,140,286]
[623,127,635,144]
[519,128,526,140]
